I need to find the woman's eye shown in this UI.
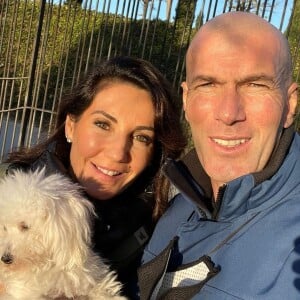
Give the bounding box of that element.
[94,121,110,130]
[133,134,153,145]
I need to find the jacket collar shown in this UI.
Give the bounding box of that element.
[163,126,296,220]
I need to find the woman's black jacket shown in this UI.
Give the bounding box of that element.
[6,145,156,299]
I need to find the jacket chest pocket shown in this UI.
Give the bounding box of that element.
[138,237,220,300]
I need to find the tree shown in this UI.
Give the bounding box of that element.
[141,0,173,20]
[226,0,277,15]
[286,0,300,130]
[141,0,151,19]
[64,0,83,6]
[174,0,196,30]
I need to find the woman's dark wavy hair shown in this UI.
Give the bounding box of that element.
[7,56,187,220]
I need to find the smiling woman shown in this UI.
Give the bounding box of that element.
[65,82,156,201]
[4,56,187,299]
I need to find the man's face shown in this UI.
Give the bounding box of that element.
[182,32,297,195]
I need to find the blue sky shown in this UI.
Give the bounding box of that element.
[54,0,294,32]
[88,0,294,32]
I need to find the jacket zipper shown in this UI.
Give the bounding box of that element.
[212,184,227,220]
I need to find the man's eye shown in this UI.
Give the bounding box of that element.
[95,121,110,130]
[195,82,214,88]
[248,82,267,88]
[133,135,153,145]
[202,82,214,86]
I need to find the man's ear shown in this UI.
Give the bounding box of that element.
[181,81,188,111]
[284,82,298,128]
[65,114,76,140]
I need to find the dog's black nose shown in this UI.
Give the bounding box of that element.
[1,253,13,264]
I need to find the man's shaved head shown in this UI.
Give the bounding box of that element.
[186,12,293,86]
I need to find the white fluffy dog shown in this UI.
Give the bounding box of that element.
[0,168,127,300]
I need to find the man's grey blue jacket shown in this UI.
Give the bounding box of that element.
[138,127,300,299]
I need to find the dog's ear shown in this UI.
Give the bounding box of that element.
[40,173,96,269]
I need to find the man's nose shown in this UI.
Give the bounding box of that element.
[215,87,246,125]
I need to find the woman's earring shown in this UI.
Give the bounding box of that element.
[66,137,72,143]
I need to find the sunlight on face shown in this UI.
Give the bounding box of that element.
[183,30,297,197]
[65,82,155,200]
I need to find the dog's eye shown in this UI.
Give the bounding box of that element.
[3,225,7,231]
[19,222,30,232]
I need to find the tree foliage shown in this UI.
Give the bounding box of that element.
[0,0,192,113]
[0,0,299,130]
[64,0,82,6]
[286,0,300,130]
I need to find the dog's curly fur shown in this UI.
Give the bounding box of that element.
[0,168,127,300]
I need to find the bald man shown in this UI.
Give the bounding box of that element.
[138,12,299,299]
